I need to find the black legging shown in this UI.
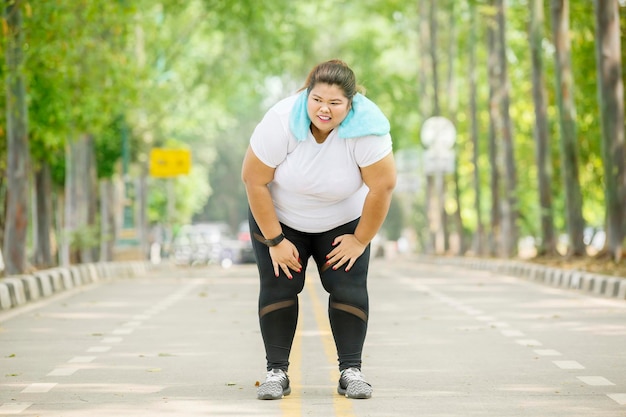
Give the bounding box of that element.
[249,211,370,372]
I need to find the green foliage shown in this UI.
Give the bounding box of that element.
[147,166,210,227]
[68,225,100,252]
[96,116,125,179]
[1,0,623,254]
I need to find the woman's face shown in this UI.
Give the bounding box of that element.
[307,83,351,138]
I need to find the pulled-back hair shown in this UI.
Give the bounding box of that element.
[301,59,364,100]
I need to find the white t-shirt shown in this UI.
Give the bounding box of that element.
[250,94,392,233]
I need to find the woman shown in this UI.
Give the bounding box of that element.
[241,59,396,400]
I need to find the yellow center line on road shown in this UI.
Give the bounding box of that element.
[305,277,357,417]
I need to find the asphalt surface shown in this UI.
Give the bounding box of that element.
[1,256,626,416]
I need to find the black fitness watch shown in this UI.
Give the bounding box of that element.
[264,233,285,247]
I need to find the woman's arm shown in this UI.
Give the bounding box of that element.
[241,146,282,239]
[241,146,301,277]
[354,152,397,245]
[325,152,396,271]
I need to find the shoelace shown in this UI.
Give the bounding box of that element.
[265,369,287,383]
[341,367,366,382]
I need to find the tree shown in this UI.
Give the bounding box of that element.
[487,2,502,256]
[494,0,518,258]
[593,0,626,262]
[551,0,586,256]
[446,0,465,255]
[529,0,557,255]
[3,1,29,275]
[469,2,485,256]
[426,0,447,254]
[1,0,623,270]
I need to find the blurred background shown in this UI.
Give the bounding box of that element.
[1,0,625,276]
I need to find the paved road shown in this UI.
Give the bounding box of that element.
[1,256,626,416]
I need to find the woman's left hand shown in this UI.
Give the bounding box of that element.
[325,234,367,272]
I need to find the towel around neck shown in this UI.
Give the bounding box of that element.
[289,90,390,142]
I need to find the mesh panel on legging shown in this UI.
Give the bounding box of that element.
[259,298,298,371]
[329,302,368,370]
[249,211,310,371]
[311,220,370,371]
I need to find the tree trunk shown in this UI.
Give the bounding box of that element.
[530,0,557,256]
[418,0,431,121]
[84,135,98,263]
[3,2,30,275]
[33,163,54,268]
[72,134,98,263]
[64,135,97,264]
[64,138,78,265]
[428,0,447,254]
[447,0,465,255]
[429,0,440,117]
[469,3,485,256]
[487,3,501,257]
[495,0,519,258]
[137,168,149,260]
[551,0,586,256]
[593,0,626,262]
[99,179,116,262]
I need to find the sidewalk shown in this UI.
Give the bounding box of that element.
[414,254,626,301]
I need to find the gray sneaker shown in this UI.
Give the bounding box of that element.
[257,369,291,400]
[337,367,372,399]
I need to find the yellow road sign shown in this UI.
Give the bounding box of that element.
[149,148,191,178]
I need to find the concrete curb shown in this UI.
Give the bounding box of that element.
[417,255,626,301]
[0,261,167,311]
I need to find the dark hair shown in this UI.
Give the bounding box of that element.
[301,59,364,100]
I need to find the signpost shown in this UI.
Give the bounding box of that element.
[149,148,193,262]
[421,116,457,255]
[149,148,192,178]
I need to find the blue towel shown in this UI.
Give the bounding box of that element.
[289,90,390,142]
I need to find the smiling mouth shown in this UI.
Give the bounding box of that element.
[318,115,331,121]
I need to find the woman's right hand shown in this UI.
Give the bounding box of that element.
[269,240,301,279]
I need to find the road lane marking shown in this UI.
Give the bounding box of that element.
[607,393,626,405]
[553,360,584,370]
[516,339,542,347]
[68,356,96,363]
[501,330,525,337]
[47,368,77,376]
[463,308,484,316]
[533,349,561,356]
[112,328,134,335]
[576,376,615,386]
[0,402,33,414]
[102,337,123,344]
[21,383,57,393]
[87,346,111,353]
[306,278,356,417]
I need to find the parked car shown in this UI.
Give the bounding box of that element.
[172,231,195,265]
[237,221,256,263]
[172,222,260,267]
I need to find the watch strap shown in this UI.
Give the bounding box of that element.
[253,232,285,247]
[264,233,285,247]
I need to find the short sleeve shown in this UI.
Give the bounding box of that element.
[249,109,290,168]
[353,133,393,167]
